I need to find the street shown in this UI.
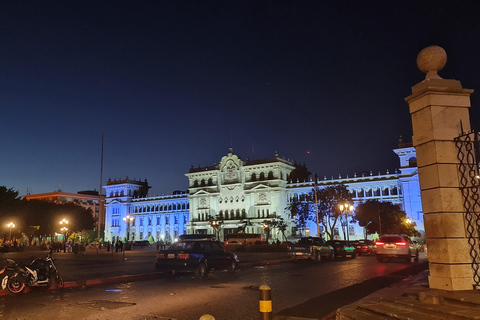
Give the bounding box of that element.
[0,248,427,320]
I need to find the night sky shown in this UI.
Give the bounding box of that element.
[1,1,480,197]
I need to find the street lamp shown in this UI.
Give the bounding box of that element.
[7,222,15,242]
[60,219,68,252]
[123,215,134,242]
[339,203,354,242]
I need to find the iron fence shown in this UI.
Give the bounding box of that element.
[455,128,480,290]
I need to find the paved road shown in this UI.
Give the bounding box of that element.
[0,248,427,320]
[1,246,291,282]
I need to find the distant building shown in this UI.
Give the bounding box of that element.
[23,190,104,229]
[104,144,423,243]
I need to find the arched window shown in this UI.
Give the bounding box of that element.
[236,209,240,218]
[194,180,199,187]
[408,157,417,167]
[251,173,257,181]
[242,209,246,218]
[391,186,398,195]
[201,179,206,187]
[268,171,274,179]
[382,187,389,196]
[357,189,365,198]
[208,178,213,186]
[259,172,265,180]
[365,189,373,197]
[374,188,380,197]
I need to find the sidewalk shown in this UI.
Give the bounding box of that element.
[336,269,480,319]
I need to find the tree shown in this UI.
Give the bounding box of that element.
[355,200,420,237]
[238,218,253,233]
[276,217,288,241]
[314,184,353,240]
[208,214,224,240]
[286,195,313,237]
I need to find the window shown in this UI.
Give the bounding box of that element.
[156,216,160,225]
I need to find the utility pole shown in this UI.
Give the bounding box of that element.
[314,174,320,237]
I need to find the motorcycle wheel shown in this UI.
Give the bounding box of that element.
[52,274,64,289]
[6,276,25,294]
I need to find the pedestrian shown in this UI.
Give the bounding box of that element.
[156,241,160,252]
[73,242,79,255]
[119,240,123,252]
[107,241,110,252]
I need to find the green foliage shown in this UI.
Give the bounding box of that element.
[148,235,155,244]
[355,200,420,237]
[82,230,98,244]
[315,184,353,240]
[286,196,312,236]
[0,186,96,240]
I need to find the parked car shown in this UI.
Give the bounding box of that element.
[352,239,375,255]
[288,237,334,261]
[154,240,239,278]
[226,240,243,246]
[132,240,150,247]
[375,234,419,263]
[325,240,356,259]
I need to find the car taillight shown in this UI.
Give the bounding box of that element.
[177,253,189,260]
[157,253,165,259]
[375,242,384,247]
[396,242,407,246]
[0,268,4,275]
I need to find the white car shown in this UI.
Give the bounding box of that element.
[375,234,419,263]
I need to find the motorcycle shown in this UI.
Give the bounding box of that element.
[1,252,64,294]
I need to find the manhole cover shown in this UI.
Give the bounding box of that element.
[76,300,136,310]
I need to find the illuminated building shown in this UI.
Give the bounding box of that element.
[23,190,104,230]
[104,145,422,243]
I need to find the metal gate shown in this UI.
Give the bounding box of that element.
[455,128,480,290]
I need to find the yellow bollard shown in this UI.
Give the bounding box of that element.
[259,285,272,320]
[199,315,215,320]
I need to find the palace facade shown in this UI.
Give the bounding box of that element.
[104,144,423,243]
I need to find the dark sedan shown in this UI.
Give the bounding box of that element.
[154,240,239,278]
[326,240,356,259]
[352,239,375,255]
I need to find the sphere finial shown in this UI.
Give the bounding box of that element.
[416,46,447,79]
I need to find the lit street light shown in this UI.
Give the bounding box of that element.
[60,219,69,252]
[339,203,354,242]
[7,222,15,241]
[123,215,134,242]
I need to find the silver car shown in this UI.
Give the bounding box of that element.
[375,234,419,263]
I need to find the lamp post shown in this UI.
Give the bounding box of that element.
[339,203,354,242]
[7,222,15,242]
[123,215,134,242]
[60,219,68,252]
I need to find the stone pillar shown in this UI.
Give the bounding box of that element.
[405,46,474,290]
